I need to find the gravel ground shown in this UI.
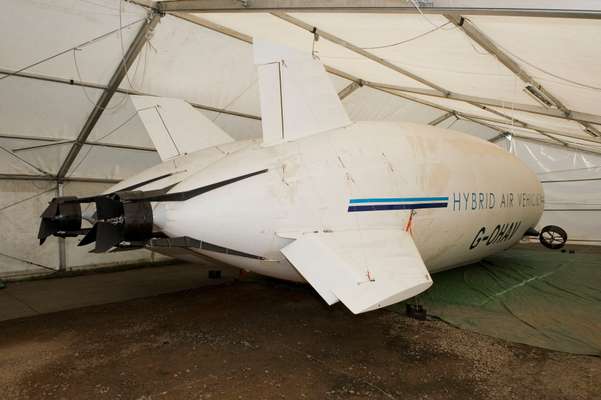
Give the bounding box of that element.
[0,278,599,400]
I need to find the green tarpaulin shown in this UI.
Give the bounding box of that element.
[390,246,601,355]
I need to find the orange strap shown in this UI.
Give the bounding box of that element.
[405,210,415,234]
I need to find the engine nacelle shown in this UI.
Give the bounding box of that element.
[38,197,82,244]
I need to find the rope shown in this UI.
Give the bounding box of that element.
[0,18,145,82]
[0,251,58,272]
[361,21,451,50]
[0,187,56,213]
[67,105,157,177]
[0,144,52,176]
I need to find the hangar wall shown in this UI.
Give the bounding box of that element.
[1,0,599,279]
[510,139,601,244]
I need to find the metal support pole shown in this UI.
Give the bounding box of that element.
[273,12,449,94]
[57,182,66,271]
[428,112,454,126]
[0,67,260,121]
[57,11,162,181]
[337,81,363,100]
[0,173,121,184]
[158,0,601,19]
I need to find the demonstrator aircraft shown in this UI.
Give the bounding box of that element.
[38,40,564,314]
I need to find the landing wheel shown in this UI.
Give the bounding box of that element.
[539,225,567,249]
[406,303,427,320]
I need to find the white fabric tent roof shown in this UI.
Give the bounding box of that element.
[1,0,600,277]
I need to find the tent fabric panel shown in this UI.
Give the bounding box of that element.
[291,12,538,106]
[199,110,262,141]
[342,86,445,124]
[511,139,601,243]
[0,179,59,278]
[0,139,52,176]
[400,93,501,119]
[196,13,432,89]
[486,123,601,152]
[1,0,146,86]
[88,94,155,148]
[64,144,160,181]
[444,119,499,141]
[0,77,100,142]
[488,107,592,138]
[122,14,261,116]
[0,77,107,175]
[467,15,601,116]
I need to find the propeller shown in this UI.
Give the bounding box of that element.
[38,197,82,244]
[93,222,124,253]
[38,169,269,251]
[77,199,153,252]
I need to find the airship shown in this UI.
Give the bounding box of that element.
[38,40,562,314]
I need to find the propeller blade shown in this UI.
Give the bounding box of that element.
[78,224,98,246]
[94,222,123,253]
[95,197,123,220]
[37,219,56,244]
[41,199,59,218]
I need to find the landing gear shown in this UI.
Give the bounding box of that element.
[406,302,427,320]
[539,225,568,250]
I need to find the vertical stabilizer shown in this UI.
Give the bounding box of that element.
[129,96,233,161]
[254,39,351,145]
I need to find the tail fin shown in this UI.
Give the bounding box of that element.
[254,39,351,146]
[281,229,432,314]
[129,96,233,161]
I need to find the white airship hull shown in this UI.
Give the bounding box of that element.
[39,40,546,314]
[132,121,543,282]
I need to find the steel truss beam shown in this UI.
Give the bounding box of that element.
[446,14,601,138]
[0,68,261,121]
[11,139,156,153]
[0,173,120,184]
[158,0,601,19]
[467,116,601,158]
[273,12,448,94]
[0,132,156,153]
[337,81,363,100]
[362,82,601,126]
[6,64,599,129]
[56,12,161,181]
[428,112,455,126]
[375,86,601,145]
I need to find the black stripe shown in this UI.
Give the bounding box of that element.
[150,236,265,260]
[140,169,269,202]
[119,172,176,192]
[348,203,448,212]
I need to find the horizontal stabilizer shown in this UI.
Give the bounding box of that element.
[129,96,233,161]
[281,230,432,314]
[254,39,351,145]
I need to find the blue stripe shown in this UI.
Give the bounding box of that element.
[349,197,448,204]
[348,203,448,212]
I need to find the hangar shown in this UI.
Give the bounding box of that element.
[1,1,600,398]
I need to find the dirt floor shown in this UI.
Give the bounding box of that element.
[1,278,599,400]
